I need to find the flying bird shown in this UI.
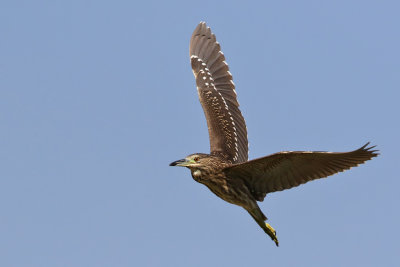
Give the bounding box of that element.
[170,22,378,246]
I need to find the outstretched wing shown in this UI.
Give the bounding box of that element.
[224,143,379,201]
[190,22,248,163]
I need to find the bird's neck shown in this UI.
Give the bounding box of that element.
[190,168,209,182]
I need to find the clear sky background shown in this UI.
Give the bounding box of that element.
[1,0,399,266]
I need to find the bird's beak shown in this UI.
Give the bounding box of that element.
[169,158,190,167]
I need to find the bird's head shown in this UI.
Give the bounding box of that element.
[169,153,210,169]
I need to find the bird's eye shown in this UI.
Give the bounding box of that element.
[193,156,200,162]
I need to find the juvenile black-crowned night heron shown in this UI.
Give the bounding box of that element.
[170,22,378,246]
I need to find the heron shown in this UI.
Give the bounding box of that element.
[170,22,378,246]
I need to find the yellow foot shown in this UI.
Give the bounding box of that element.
[265,223,276,235]
[265,222,279,246]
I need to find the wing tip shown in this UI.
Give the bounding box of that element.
[359,142,380,157]
[190,21,212,57]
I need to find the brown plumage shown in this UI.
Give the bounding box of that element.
[190,22,248,163]
[170,22,379,246]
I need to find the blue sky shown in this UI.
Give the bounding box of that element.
[1,0,399,266]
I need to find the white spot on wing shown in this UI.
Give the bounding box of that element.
[191,50,241,162]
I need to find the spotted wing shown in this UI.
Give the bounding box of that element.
[224,143,378,201]
[190,22,248,163]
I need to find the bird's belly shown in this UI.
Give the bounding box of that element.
[191,170,254,208]
[202,179,252,208]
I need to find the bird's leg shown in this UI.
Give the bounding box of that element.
[247,208,279,246]
[261,222,279,247]
[264,223,277,238]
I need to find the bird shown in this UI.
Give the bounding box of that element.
[169,22,378,246]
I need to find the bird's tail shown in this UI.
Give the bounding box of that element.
[247,207,279,246]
